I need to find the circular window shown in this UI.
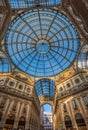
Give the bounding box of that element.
[75,79,80,84]
[67,83,71,88]
[18,84,23,90]
[5,9,80,77]
[59,87,63,91]
[27,88,31,93]
[9,81,15,86]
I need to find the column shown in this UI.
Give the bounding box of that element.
[30,106,33,130]
[68,101,78,130]
[14,102,24,130]
[1,98,10,128]
[2,99,14,124]
[80,96,88,115]
[18,102,24,118]
[59,103,66,130]
[25,104,32,130]
[0,96,3,105]
[13,101,21,130]
[76,98,88,129]
[0,97,3,129]
[7,100,15,115]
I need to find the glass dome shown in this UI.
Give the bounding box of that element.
[5,8,80,77]
[35,78,55,98]
[8,0,61,9]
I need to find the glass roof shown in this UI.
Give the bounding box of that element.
[78,45,88,69]
[0,51,11,73]
[8,0,61,9]
[5,8,80,77]
[35,78,55,98]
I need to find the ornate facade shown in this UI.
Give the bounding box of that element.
[54,71,88,130]
[0,0,88,130]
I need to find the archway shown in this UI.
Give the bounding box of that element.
[64,115,73,130]
[18,116,25,130]
[4,114,15,130]
[75,113,87,130]
[41,104,53,130]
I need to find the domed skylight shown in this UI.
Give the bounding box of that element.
[5,9,80,77]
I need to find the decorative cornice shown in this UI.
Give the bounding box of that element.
[57,83,88,100]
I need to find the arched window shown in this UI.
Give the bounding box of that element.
[41,104,53,130]
[0,51,11,73]
[18,116,25,130]
[5,114,15,129]
[75,113,86,126]
[42,104,52,113]
[64,115,73,128]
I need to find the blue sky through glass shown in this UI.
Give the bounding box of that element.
[5,8,80,77]
[8,0,61,9]
[0,51,11,73]
[35,78,55,98]
[43,104,52,112]
[78,52,88,69]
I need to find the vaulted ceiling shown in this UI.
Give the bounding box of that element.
[0,0,88,100]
